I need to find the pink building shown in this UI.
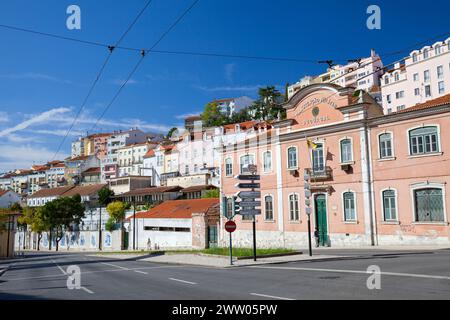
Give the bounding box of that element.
[220,83,450,248]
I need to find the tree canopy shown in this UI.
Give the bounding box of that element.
[98,187,115,207]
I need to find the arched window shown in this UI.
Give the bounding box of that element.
[240,154,255,174]
[289,194,299,221]
[394,73,399,81]
[263,151,272,172]
[382,190,397,221]
[287,147,298,169]
[435,45,442,55]
[225,158,233,177]
[379,133,393,158]
[412,53,418,62]
[414,188,444,222]
[409,126,439,155]
[343,192,356,221]
[264,195,274,221]
[423,49,429,59]
[340,139,353,163]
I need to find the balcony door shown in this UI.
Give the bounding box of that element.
[312,143,325,173]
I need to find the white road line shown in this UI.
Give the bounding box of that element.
[51,259,67,275]
[134,270,148,274]
[100,262,130,270]
[249,266,450,280]
[250,293,294,300]
[169,278,197,285]
[81,286,94,294]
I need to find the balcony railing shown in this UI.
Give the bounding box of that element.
[306,166,333,181]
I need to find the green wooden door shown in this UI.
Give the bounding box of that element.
[315,195,328,246]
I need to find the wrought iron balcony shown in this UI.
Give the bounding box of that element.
[306,166,333,181]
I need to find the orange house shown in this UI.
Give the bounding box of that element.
[219,84,450,248]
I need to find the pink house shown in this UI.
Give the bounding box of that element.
[220,84,450,248]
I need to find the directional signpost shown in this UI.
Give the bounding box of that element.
[304,171,313,257]
[235,164,261,261]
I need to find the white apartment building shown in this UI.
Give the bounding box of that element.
[212,96,254,118]
[288,50,384,100]
[381,38,450,114]
[117,142,156,177]
[45,163,66,189]
[71,137,84,158]
[101,129,149,182]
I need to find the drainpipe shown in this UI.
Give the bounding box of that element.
[364,122,376,246]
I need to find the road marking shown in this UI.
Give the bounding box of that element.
[134,270,148,274]
[249,266,450,280]
[169,278,197,285]
[100,262,130,270]
[51,259,67,275]
[250,293,294,300]
[81,286,94,294]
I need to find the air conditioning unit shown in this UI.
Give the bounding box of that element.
[341,164,352,172]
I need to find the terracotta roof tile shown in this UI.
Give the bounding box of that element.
[118,186,183,197]
[143,149,155,158]
[394,93,450,114]
[129,198,219,220]
[28,186,75,199]
[62,184,106,197]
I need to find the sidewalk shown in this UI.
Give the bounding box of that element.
[90,244,450,268]
[92,252,345,268]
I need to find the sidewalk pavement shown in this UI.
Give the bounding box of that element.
[91,253,346,268]
[90,244,450,268]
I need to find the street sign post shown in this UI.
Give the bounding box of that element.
[235,175,261,181]
[235,166,260,261]
[304,171,313,257]
[238,200,261,207]
[240,209,262,216]
[235,183,261,189]
[225,221,237,233]
[237,191,261,199]
[225,220,237,266]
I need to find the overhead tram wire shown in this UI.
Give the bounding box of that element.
[51,0,154,160]
[2,21,449,64]
[89,0,201,132]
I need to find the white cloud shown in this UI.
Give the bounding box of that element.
[193,84,262,93]
[0,112,9,123]
[224,63,236,83]
[175,112,202,120]
[0,73,72,84]
[110,78,139,86]
[0,145,67,171]
[0,107,71,138]
[27,129,85,137]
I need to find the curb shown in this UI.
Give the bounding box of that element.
[0,265,10,277]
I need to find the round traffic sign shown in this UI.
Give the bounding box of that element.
[225,221,237,233]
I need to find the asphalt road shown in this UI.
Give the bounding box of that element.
[1,249,450,300]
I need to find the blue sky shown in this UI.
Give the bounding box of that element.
[0,0,449,171]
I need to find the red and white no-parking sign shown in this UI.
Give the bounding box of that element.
[225,221,237,233]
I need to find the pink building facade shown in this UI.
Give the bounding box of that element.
[219,83,450,248]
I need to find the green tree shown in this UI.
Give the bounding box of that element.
[106,201,127,226]
[201,102,227,127]
[202,189,220,199]
[250,86,285,121]
[105,217,117,232]
[40,195,85,251]
[97,187,114,250]
[229,108,252,124]
[166,127,179,139]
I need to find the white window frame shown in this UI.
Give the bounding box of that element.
[407,124,441,156]
[262,151,272,173]
[239,153,256,174]
[380,188,399,222]
[225,157,233,177]
[286,146,298,170]
[288,193,300,221]
[264,194,275,221]
[377,131,395,159]
[339,137,354,164]
[342,190,358,222]
[410,182,447,224]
